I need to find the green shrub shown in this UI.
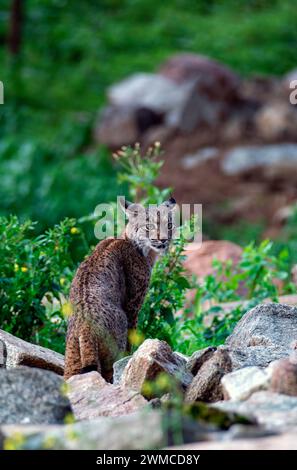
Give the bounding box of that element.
[174,240,295,354]
[0,216,82,352]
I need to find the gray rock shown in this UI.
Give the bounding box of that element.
[222,144,297,175]
[67,371,147,420]
[120,339,193,397]
[3,411,164,450]
[186,347,217,376]
[269,357,297,397]
[222,366,272,401]
[113,356,132,385]
[185,347,232,403]
[173,351,190,362]
[226,303,297,368]
[228,346,288,369]
[0,329,64,375]
[0,366,70,425]
[213,391,297,431]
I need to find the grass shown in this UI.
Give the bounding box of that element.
[1,0,296,142]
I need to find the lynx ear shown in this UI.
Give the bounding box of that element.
[161,197,176,210]
[119,197,132,211]
[119,197,143,217]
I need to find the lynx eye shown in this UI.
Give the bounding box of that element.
[168,223,173,229]
[146,223,155,230]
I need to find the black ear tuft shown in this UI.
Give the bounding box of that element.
[119,197,133,211]
[162,197,176,209]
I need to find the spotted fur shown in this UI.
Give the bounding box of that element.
[64,198,176,381]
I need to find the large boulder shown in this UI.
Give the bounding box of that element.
[0,329,64,375]
[0,366,70,425]
[226,303,297,368]
[120,339,193,397]
[213,391,297,432]
[67,371,147,420]
[185,347,232,403]
[95,54,241,148]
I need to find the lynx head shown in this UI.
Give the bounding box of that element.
[120,197,177,256]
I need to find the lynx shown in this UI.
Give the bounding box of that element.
[64,197,176,381]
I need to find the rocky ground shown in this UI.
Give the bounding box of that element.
[1,302,297,450]
[95,53,297,236]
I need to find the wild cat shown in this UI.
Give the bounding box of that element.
[64,197,176,381]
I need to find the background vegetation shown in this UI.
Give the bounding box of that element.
[0,0,297,230]
[1,1,297,354]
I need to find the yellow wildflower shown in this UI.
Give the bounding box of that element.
[4,432,25,450]
[141,380,153,397]
[156,372,171,391]
[64,412,75,425]
[62,301,73,318]
[128,329,145,347]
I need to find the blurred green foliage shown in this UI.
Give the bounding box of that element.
[0,0,297,230]
[175,240,296,354]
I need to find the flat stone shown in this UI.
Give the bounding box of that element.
[0,329,64,375]
[213,391,297,431]
[222,366,272,401]
[67,371,147,420]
